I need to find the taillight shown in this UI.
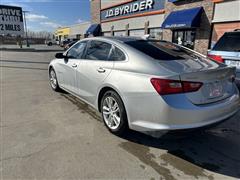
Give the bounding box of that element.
[150,78,202,95]
[207,54,224,63]
[182,81,203,93]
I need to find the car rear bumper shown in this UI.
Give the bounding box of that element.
[125,88,240,132]
[235,75,240,87]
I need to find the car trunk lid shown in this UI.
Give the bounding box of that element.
[158,56,236,105]
[179,66,236,105]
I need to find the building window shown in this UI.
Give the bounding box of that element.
[129,29,145,37]
[149,28,163,40]
[103,32,112,36]
[76,34,81,40]
[63,35,69,40]
[114,31,126,37]
[172,29,196,49]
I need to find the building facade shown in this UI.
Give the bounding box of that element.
[69,22,91,39]
[55,27,70,43]
[90,0,240,55]
[162,0,214,55]
[211,0,240,48]
[55,22,91,43]
[96,0,166,39]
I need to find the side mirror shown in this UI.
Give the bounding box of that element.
[55,53,66,59]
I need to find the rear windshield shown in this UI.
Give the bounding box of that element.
[125,40,199,60]
[213,33,240,52]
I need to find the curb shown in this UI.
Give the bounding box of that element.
[0,48,64,52]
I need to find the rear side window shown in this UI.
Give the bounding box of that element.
[213,33,240,52]
[85,40,112,60]
[109,46,126,61]
[125,40,196,60]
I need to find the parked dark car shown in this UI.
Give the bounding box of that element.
[61,39,78,47]
[60,39,71,47]
[208,30,240,84]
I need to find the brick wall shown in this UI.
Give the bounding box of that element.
[212,22,240,42]
[101,0,130,9]
[91,0,101,24]
[92,0,132,24]
[163,0,214,55]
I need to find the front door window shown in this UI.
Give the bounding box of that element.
[172,29,196,49]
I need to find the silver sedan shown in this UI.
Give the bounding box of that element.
[48,36,240,135]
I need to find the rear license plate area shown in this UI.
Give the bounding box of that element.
[225,60,240,69]
[206,81,223,99]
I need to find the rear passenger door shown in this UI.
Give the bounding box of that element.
[76,40,114,105]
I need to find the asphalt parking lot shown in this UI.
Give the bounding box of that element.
[0,50,240,180]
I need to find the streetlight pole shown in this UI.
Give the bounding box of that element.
[23,11,30,47]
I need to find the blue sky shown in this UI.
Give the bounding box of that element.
[1,0,91,32]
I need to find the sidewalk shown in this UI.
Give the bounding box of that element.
[0,44,64,52]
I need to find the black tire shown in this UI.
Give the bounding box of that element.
[101,90,129,136]
[49,68,61,92]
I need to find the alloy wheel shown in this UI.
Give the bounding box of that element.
[102,96,121,130]
[50,70,57,89]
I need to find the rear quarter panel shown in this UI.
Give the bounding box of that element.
[98,56,180,127]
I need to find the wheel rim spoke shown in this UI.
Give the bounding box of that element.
[103,111,110,115]
[103,106,110,112]
[108,116,113,127]
[112,107,119,113]
[107,97,113,108]
[112,102,118,111]
[112,115,120,126]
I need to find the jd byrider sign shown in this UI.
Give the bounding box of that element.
[101,0,165,22]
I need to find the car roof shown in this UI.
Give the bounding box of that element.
[87,36,154,43]
[85,36,169,45]
[100,36,143,42]
[224,31,240,35]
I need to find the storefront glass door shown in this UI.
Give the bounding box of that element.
[172,29,196,49]
[114,31,126,36]
[129,29,145,37]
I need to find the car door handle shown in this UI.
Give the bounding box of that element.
[97,67,106,73]
[72,64,77,68]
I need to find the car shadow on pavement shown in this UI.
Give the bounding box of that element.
[60,93,240,179]
[0,59,51,71]
[0,65,47,71]
[0,59,50,64]
[120,123,240,179]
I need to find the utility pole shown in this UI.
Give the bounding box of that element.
[23,11,30,47]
